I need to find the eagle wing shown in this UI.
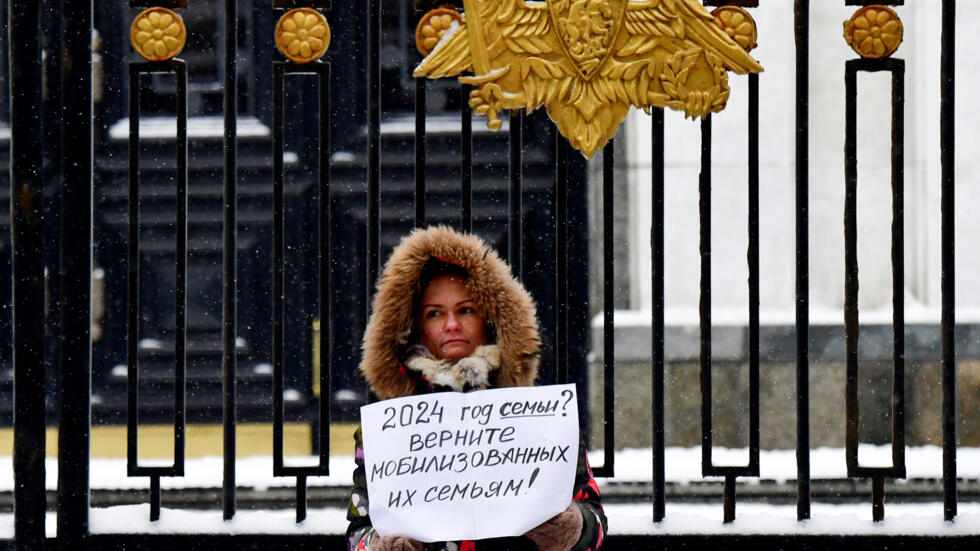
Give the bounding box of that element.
[413,18,472,79]
[620,0,763,74]
[415,0,572,112]
[594,0,762,118]
[495,0,555,58]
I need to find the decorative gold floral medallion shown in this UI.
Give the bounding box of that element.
[844,5,903,59]
[414,0,763,158]
[130,7,186,62]
[417,7,464,56]
[276,8,331,63]
[711,6,757,53]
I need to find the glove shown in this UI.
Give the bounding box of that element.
[524,503,584,551]
[372,534,423,551]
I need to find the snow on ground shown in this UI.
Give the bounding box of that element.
[0,446,978,537]
[590,445,980,484]
[0,455,356,492]
[1,445,976,492]
[2,504,980,538]
[608,503,980,535]
[0,508,351,539]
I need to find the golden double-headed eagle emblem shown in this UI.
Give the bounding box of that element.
[415,0,764,158]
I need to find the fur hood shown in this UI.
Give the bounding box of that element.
[360,226,540,399]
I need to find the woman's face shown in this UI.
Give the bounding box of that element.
[418,273,488,362]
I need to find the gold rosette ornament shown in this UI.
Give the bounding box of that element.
[130,7,186,62]
[844,5,903,59]
[276,8,331,63]
[711,6,757,52]
[416,7,464,56]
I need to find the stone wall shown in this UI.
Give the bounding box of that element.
[587,323,980,450]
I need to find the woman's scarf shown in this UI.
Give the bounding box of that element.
[402,344,501,392]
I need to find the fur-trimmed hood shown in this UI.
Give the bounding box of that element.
[360,226,540,399]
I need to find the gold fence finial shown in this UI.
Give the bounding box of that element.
[130,7,186,62]
[416,7,464,57]
[844,5,903,59]
[711,6,758,53]
[276,8,331,64]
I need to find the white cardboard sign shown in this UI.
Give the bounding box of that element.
[359,384,579,542]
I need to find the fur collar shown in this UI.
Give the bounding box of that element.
[360,226,540,399]
[404,345,501,392]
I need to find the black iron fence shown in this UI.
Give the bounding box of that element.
[3,0,977,549]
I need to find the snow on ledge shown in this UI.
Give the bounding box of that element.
[589,445,980,484]
[609,503,980,536]
[0,446,977,492]
[108,116,271,141]
[0,508,351,539]
[88,506,351,535]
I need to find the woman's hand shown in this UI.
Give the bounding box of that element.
[372,534,423,551]
[524,503,584,551]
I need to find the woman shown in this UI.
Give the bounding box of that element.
[347,226,606,551]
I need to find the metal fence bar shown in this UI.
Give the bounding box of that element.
[695,71,762,524]
[149,476,160,522]
[940,0,957,523]
[272,62,332,523]
[591,140,615,478]
[509,111,523,277]
[42,0,62,433]
[794,0,812,522]
[57,0,93,546]
[126,61,189,522]
[460,84,473,232]
[271,63,300,475]
[843,57,907,522]
[0,3,12,124]
[415,78,426,228]
[272,60,288,496]
[699,115,714,477]
[296,475,307,522]
[10,0,47,547]
[222,0,239,521]
[705,1,760,9]
[367,0,381,299]
[842,54,859,497]
[273,0,332,8]
[887,60,906,479]
[316,60,333,479]
[554,136,568,385]
[844,0,904,5]
[747,72,761,478]
[129,0,189,7]
[173,61,188,485]
[651,108,666,522]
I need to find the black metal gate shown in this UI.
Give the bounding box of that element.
[3,0,977,549]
